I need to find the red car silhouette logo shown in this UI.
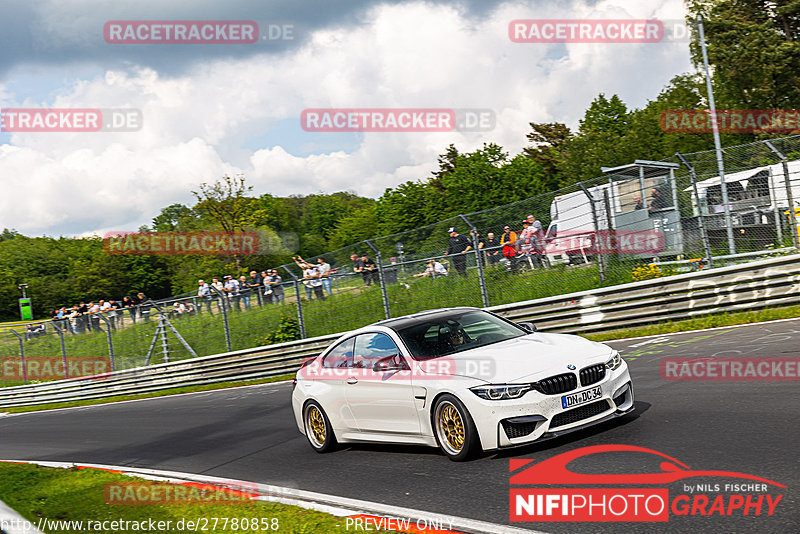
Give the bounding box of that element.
[510,444,785,487]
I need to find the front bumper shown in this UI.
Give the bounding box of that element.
[462,365,633,451]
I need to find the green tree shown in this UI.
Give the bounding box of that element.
[192,175,255,233]
[688,0,800,110]
[523,122,572,189]
[561,94,633,185]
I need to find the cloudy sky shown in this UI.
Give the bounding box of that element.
[0,0,691,237]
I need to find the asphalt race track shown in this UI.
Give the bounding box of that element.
[1,319,798,533]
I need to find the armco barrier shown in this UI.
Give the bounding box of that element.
[490,253,800,333]
[1,254,798,408]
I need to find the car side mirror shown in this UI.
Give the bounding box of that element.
[517,322,537,333]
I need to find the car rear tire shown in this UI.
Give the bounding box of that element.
[303,401,337,453]
[432,394,479,461]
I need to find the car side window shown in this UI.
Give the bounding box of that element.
[353,333,400,369]
[321,337,355,368]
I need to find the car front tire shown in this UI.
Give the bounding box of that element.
[432,394,479,461]
[303,401,337,453]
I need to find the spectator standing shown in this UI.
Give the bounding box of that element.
[224,275,241,311]
[264,270,285,304]
[238,275,251,309]
[248,270,264,306]
[88,301,101,330]
[136,292,151,323]
[360,254,377,286]
[317,258,332,295]
[211,277,225,312]
[106,299,120,330]
[76,301,89,332]
[518,220,534,254]
[121,296,136,324]
[484,232,501,264]
[197,280,213,315]
[500,225,518,261]
[301,263,316,299]
[67,305,80,334]
[351,254,366,285]
[294,257,315,299]
[526,214,544,251]
[261,270,275,303]
[445,227,472,276]
[308,264,325,300]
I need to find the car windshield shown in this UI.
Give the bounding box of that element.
[393,310,526,359]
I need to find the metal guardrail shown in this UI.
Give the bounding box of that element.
[488,253,800,333]
[1,254,798,408]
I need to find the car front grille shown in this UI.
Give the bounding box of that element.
[534,373,577,395]
[580,363,606,387]
[550,400,611,428]
[501,420,539,439]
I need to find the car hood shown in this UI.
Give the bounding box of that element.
[414,333,613,383]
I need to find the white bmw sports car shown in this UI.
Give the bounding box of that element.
[291,307,634,461]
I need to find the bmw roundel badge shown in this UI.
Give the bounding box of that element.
[567,364,576,370]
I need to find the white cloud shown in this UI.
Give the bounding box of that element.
[0,0,691,236]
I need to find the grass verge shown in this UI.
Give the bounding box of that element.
[0,462,394,534]
[583,304,800,342]
[0,374,294,414]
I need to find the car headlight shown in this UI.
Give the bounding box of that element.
[470,384,532,400]
[605,351,623,370]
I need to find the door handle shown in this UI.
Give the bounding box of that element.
[346,377,358,385]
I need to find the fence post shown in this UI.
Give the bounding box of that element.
[768,167,784,244]
[8,329,26,381]
[677,153,714,268]
[95,313,116,372]
[579,184,605,283]
[49,321,69,379]
[210,286,232,352]
[281,265,306,339]
[366,240,391,319]
[698,15,735,255]
[459,214,489,308]
[764,141,800,250]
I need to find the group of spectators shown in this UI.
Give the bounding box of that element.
[33,214,548,338]
[196,268,288,314]
[495,213,546,265]
[293,256,335,300]
[426,213,547,277]
[47,292,153,335]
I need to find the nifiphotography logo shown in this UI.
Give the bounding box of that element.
[509,444,785,522]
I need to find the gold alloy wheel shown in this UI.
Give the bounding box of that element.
[436,401,465,455]
[306,405,326,448]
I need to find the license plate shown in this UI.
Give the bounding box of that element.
[561,386,602,409]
